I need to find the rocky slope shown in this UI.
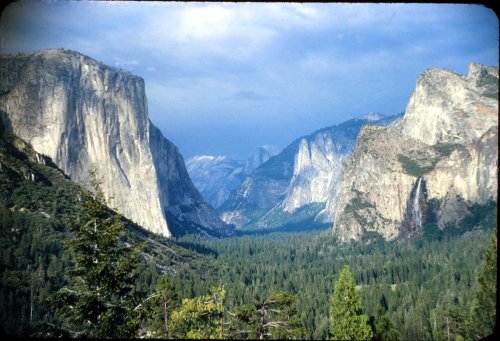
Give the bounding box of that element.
[333,64,498,242]
[219,114,400,230]
[0,48,227,237]
[186,145,279,209]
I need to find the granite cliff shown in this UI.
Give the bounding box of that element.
[333,64,498,242]
[219,114,400,230]
[0,48,227,237]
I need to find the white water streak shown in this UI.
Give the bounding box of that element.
[412,177,423,228]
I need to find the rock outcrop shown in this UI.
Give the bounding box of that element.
[333,64,498,242]
[0,48,227,237]
[219,114,400,230]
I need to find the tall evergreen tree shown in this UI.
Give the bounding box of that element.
[48,169,144,338]
[471,229,497,339]
[329,265,373,340]
[141,274,179,338]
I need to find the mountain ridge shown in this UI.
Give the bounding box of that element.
[186,145,279,209]
[218,113,402,230]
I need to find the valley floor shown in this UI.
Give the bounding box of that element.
[173,223,496,340]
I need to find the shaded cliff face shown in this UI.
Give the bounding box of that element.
[186,145,279,210]
[425,126,498,227]
[333,64,498,242]
[219,114,399,230]
[186,156,246,209]
[149,124,228,233]
[0,49,227,237]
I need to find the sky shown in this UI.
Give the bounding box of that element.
[0,1,498,159]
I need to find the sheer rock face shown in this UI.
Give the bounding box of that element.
[400,64,498,145]
[283,133,343,215]
[149,124,227,231]
[219,115,398,230]
[0,49,226,237]
[333,64,498,242]
[425,126,498,227]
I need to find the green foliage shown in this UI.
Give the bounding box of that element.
[0,132,78,336]
[397,142,463,177]
[176,219,495,340]
[431,142,463,158]
[430,304,472,341]
[422,222,442,241]
[459,200,497,232]
[229,303,258,339]
[369,306,399,340]
[344,196,375,212]
[329,265,373,340]
[471,230,497,339]
[361,231,386,244]
[0,130,215,337]
[476,72,499,99]
[2,124,497,340]
[227,291,305,339]
[342,190,383,228]
[48,169,144,338]
[397,154,435,177]
[168,286,225,339]
[422,200,498,242]
[139,274,179,338]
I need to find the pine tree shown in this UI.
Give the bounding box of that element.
[329,265,373,340]
[227,291,305,340]
[48,168,144,338]
[168,286,225,339]
[228,303,258,339]
[369,305,399,340]
[141,274,179,338]
[471,229,497,339]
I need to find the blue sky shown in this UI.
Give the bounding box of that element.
[1,2,498,159]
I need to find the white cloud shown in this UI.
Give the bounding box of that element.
[114,58,139,70]
[175,5,232,40]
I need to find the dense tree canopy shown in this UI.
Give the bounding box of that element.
[471,230,497,339]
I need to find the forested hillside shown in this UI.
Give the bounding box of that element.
[0,124,211,336]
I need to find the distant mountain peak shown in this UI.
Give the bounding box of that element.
[218,113,400,230]
[186,145,281,210]
[359,112,386,121]
[189,155,227,163]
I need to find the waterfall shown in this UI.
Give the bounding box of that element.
[412,177,423,229]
